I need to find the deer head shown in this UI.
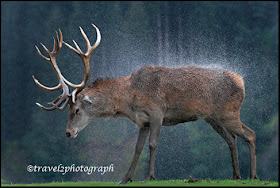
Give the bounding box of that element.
[33,24,101,138]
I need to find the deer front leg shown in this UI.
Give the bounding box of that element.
[146,114,163,181]
[119,127,149,184]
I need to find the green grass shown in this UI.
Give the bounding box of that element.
[1,179,278,187]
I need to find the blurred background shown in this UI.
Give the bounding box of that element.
[1,1,278,183]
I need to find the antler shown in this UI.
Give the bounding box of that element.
[33,24,101,111]
[63,23,101,103]
[32,29,70,111]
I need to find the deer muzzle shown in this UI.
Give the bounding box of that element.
[66,128,79,138]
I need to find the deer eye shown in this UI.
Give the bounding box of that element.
[75,108,79,114]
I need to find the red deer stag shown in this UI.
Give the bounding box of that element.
[33,24,258,184]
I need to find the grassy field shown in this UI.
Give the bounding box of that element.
[1,179,279,187]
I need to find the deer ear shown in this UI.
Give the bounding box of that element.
[82,95,92,105]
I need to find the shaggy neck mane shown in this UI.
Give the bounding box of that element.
[86,77,131,115]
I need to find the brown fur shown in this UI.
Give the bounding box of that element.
[82,66,245,126]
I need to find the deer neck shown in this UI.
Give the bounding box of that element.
[110,76,133,118]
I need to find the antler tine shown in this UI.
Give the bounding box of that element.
[36,102,58,111]
[52,37,56,53]
[32,75,62,91]
[72,40,83,55]
[56,29,63,53]
[89,23,101,55]
[40,43,52,57]
[63,41,79,55]
[35,45,50,62]
[55,31,59,49]
[79,26,91,54]
[62,24,101,103]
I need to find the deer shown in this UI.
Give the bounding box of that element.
[33,24,258,184]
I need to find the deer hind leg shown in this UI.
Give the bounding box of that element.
[218,118,258,179]
[205,118,241,180]
[239,122,258,179]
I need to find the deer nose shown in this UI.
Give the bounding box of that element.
[66,132,71,138]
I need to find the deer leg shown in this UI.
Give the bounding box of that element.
[230,134,240,179]
[119,127,149,184]
[239,122,258,179]
[219,118,258,179]
[205,118,241,179]
[146,115,163,181]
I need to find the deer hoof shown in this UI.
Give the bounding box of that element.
[118,178,132,184]
[250,175,258,179]
[145,175,156,181]
[232,175,241,180]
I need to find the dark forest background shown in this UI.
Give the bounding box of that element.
[1,1,278,183]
